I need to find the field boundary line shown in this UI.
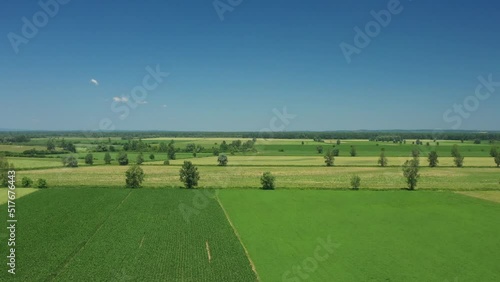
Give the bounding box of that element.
[47,190,133,281]
[215,194,261,282]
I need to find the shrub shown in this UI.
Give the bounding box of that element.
[104,152,112,164]
[62,156,78,167]
[260,172,275,190]
[36,178,48,189]
[378,151,388,167]
[21,177,33,188]
[350,146,357,157]
[85,153,94,165]
[217,154,228,166]
[454,153,464,167]
[350,175,361,190]
[149,154,155,160]
[490,147,498,157]
[136,153,144,165]
[428,151,439,167]
[125,165,145,188]
[117,153,129,165]
[163,160,170,165]
[495,153,500,167]
[179,161,200,189]
[324,150,335,167]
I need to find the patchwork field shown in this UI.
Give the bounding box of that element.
[1,135,499,281]
[218,190,500,281]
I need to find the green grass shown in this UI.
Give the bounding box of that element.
[0,188,256,281]
[218,190,500,281]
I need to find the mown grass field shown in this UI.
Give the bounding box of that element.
[218,190,500,281]
[15,165,500,190]
[0,188,256,281]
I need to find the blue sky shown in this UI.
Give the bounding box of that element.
[1,0,499,131]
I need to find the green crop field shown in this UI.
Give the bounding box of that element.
[0,188,256,281]
[218,190,500,281]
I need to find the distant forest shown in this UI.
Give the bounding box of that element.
[1,130,499,143]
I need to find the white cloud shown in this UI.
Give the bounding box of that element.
[90,79,99,86]
[137,101,148,104]
[162,104,167,108]
[113,96,129,102]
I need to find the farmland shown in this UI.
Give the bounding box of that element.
[0,133,499,281]
[0,188,256,281]
[218,190,500,281]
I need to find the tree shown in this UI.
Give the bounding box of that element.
[21,177,33,187]
[36,178,48,189]
[332,148,340,156]
[336,139,341,145]
[159,142,168,152]
[179,161,200,189]
[117,153,129,165]
[451,145,463,167]
[260,172,275,190]
[350,175,361,190]
[316,146,323,154]
[411,148,420,158]
[85,153,94,165]
[474,139,481,144]
[402,158,420,190]
[451,144,460,158]
[350,146,357,157]
[63,142,76,153]
[453,152,464,167]
[167,143,176,160]
[149,154,155,160]
[213,147,220,156]
[494,152,500,167]
[427,151,439,167]
[217,154,228,166]
[104,152,112,164]
[163,159,170,165]
[324,150,335,167]
[220,141,228,152]
[378,150,388,167]
[47,139,56,151]
[136,153,144,165]
[62,156,78,167]
[490,146,498,157]
[125,164,145,188]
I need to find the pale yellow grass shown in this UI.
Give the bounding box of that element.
[0,188,39,205]
[456,191,500,204]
